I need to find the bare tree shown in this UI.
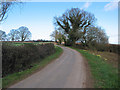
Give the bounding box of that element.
[8,29,19,41]
[50,30,59,43]
[94,27,108,44]
[50,29,66,44]
[80,26,108,46]
[57,31,63,44]
[54,8,96,46]
[18,26,32,41]
[0,30,6,41]
[0,0,21,22]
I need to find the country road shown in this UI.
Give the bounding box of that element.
[10,46,92,88]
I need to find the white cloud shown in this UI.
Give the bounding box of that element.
[104,1,118,11]
[81,2,91,9]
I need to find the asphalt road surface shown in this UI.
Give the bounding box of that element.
[10,46,91,88]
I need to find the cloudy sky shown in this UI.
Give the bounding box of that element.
[0,1,119,44]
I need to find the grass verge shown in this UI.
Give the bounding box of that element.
[70,47,118,88]
[2,46,63,88]
[89,50,118,68]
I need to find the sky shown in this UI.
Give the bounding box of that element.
[0,1,119,44]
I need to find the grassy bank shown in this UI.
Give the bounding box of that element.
[70,47,118,88]
[89,51,118,68]
[2,46,63,88]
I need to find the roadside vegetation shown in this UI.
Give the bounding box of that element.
[1,2,118,88]
[89,51,118,68]
[51,8,108,46]
[70,47,118,88]
[2,42,56,77]
[7,42,52,46]
[50,7,118,88]
[2,44,63,88]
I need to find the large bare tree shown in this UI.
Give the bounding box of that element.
[8,29,19,41]
[54,8,96,46]
[18,26,32,41]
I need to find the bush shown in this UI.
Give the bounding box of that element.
[2,42,55,77]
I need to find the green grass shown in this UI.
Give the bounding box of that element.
[0,78,2,89]
[2,46,63,88]
[70,47,118,88]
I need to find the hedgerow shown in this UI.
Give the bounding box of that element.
[74,43,120,54]
[2,42,55,77]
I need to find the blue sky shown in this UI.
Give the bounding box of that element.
[0,1,118,44]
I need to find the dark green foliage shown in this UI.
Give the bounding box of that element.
[2,42,55,77]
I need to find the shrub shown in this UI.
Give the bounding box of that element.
[2,42,55,77]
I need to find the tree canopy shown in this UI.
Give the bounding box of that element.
[54,8,96,46]
[8,29,19,41]
[18,26,32,41]
[53,8,108,46]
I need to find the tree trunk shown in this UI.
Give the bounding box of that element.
[71,40,76,46]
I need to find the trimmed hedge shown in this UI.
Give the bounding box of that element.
[2,42,55,77]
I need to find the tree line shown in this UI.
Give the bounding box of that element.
[1,2,108,46]
[0,26,32,41]
[51,8,108,47]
